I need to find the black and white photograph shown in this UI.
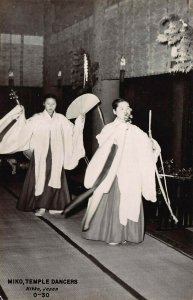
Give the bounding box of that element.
[0,0,193,299]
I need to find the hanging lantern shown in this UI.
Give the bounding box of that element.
[57,70,62,79]
[120,56,126,71]
[8,69,14,86]
[57,69,62,87]
[120,56,126,83]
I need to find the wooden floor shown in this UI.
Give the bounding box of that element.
[0,185,136,300]
[0,179,193,300]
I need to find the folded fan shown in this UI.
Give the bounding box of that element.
[66,93,100,119]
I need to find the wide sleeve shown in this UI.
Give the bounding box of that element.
[96,123,116,146]
[0,105,26,136]
[133,126,161,202]
[62,115,85,170]
[84,124,119,189]
[0,105,34,154]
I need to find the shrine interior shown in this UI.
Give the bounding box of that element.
[0,1,192,300]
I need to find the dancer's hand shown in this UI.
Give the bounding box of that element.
[75,114,85,130]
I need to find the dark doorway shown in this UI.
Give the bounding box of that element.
[120,72,193,168]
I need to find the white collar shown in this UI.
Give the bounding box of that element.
[114,118,131,129]
[43,109,56,120]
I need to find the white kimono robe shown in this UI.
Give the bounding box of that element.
[84,118,161,227]
[0,105,85,196]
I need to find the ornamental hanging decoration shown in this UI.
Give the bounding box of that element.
[157,14,193,73]
[83,53,88,88]
[70,48,99,93]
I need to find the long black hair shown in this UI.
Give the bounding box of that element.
[112,98,130,110]
[43,94,58,103]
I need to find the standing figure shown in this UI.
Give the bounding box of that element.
[82,98,160,245]
[0,94,85,216]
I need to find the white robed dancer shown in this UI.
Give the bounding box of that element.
[0,94,85,216]
[82,98,161,245]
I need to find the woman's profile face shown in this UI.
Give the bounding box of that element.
[113,101,132,122]
[44,97,57,116]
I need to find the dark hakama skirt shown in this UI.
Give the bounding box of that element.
[16,148,71,212]
[82,177,144,244]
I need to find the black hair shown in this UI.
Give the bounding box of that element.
[112,98,130,110]
[43,94,58,103]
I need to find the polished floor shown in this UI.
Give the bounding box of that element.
[0,178,193,300]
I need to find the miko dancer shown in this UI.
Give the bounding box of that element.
[0,94,85,216]
[82,98,160,245]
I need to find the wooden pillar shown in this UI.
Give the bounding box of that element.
[181,71,193,168]
[171,72,193,168]
[43,1,61,97]
[171,76,185,168]
[91,0,107,152]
